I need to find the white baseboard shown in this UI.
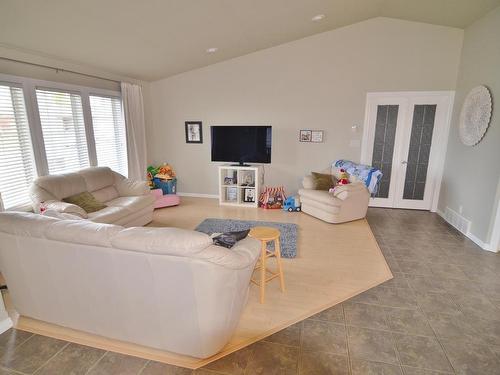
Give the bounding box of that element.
[0,317,13,334]
[437,209,498,253]
[177,192,218,199]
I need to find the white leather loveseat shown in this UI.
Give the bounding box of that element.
[0,212,260,358]
[30,167,154,227]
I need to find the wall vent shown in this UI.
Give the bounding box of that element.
[444,207,471,235]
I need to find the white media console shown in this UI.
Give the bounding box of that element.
[218,165,262,208]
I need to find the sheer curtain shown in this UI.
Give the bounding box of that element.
[121,82,147,181]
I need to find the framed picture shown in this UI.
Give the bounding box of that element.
[224,177,235,185]
[241,172,254,186]
[311,130,324,143]
[226,187,237,202]
[185,121,203,143]
[299,130,312,142]
[243,188,256,203]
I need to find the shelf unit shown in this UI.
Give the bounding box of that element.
[218,165,261,208]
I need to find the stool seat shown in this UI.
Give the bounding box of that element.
[249,226,280,241]
[248,226,285,303]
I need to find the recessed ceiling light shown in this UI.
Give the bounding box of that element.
[206,47,218,53]
[311,14,325,22]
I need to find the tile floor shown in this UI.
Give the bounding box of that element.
[1,208,499,374]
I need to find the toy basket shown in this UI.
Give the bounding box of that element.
[259,186,286,209]
[153,178,177,194]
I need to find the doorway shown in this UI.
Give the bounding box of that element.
[361,91,454,210]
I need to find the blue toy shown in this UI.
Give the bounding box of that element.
[283,196,301,212]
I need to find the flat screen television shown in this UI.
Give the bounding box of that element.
[211,125,272,165]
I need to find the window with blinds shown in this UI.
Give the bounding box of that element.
[0,84,36,208]
[89,95,128,176]
[36,88,89,174]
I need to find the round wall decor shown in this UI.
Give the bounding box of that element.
[459,85,492,146]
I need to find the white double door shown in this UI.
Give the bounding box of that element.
[361,91,454,210]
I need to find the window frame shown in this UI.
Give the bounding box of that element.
[88,93,128,176]
[0,73,123,209]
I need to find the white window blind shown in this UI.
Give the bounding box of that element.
[89,95,128,176]
[36,88,89,174]
[0,84,36,208]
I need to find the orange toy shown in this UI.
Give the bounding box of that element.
[154,163,176,180]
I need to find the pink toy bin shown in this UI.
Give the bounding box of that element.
[150,188,180,209]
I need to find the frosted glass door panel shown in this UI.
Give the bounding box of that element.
[403,105,436,200]
[371,105,398,198]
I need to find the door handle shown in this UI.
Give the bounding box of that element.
[401,161,408,165]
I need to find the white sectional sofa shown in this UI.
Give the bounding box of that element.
[0,211,260,358]
[30,167,155,227]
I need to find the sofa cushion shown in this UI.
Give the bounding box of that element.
[0,211,58,238]
[106,196,155,212]
[311,172,337,191]
[111,227,212,256]
[34,173,87,201]
[92,186,120,203]
[44,200,88,218]
[46,220,122,247]
[78,167,115,192]
[114,178,150,197]
[87,206,132,224]
[63,192,107,213]
[298,189,342,208]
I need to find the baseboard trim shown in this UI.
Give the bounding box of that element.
[177,192,218,199]
[437,209,498,253]
[0,317,13,334]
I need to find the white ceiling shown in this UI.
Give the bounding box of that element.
[1,0,499,81]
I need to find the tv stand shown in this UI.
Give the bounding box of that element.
[230,163,251,167]
[218,165,262,208]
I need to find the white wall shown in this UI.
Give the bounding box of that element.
[147,17,463,196]
[438,6,500,247]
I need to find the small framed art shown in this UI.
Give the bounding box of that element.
[243,188,256,203]
[311,130,324,142]
[299,130,312,142]
[185,121,203,143]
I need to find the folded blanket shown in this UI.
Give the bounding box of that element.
[333,160,382,195]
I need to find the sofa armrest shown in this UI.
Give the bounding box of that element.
[197,237,261,270]
[331,182,369,201]
[115,178,150,197]
[302,175,315,189]
[44,200,88,218]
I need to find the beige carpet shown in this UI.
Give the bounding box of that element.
[12,197,392,369]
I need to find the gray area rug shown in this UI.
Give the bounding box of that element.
[195,218,297,258]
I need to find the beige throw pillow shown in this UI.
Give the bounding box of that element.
[63,192,107,213]
[311,172,337,191]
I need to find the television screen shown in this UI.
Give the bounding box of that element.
[211,126,272,165]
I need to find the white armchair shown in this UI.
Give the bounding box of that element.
[298,167,370,223]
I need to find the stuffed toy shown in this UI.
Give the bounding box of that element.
[146,166,158,188]
[155,163,176,180]
[337,168,350,185]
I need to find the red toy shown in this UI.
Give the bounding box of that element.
[338,168,350,185]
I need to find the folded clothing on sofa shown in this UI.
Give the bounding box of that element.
[333,159,382,195]
[212,230,250,249]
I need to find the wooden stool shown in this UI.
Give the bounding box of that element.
[249,226,285,303]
